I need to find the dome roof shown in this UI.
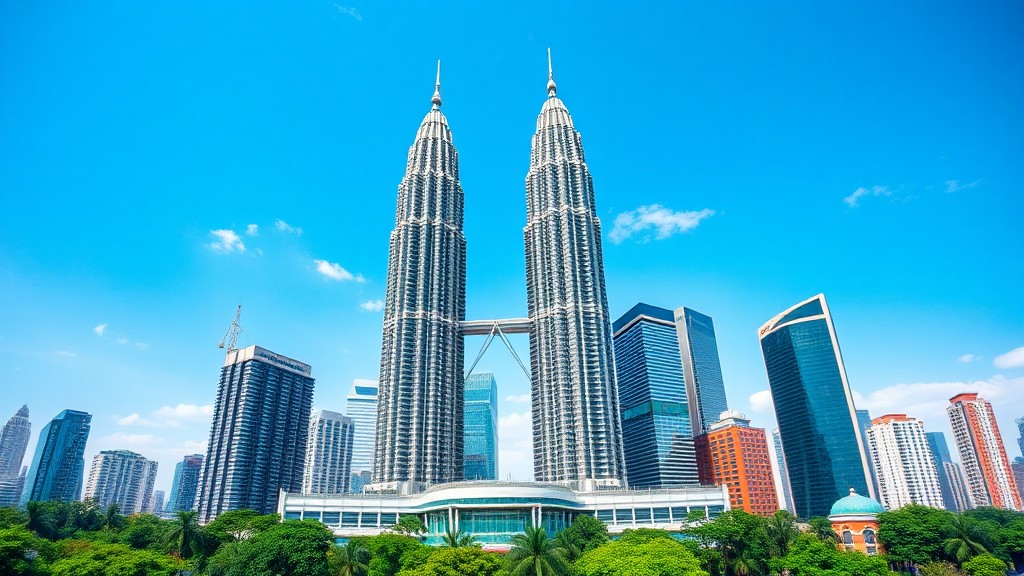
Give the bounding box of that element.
[829,488,885,517]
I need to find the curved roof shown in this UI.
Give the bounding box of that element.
[829,488,885,517]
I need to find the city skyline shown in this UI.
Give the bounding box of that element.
[1,2,1022,496]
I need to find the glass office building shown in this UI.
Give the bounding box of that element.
[195,345,315,522]
[926,431,967,511]
[166,454,203,512]
[464,373,498,480]
[758,294,872,518]
[612,303,698,488]
[674,307,729,436]
[346,380,378,493]
[857,409,882,499]
[302,410,354,495]
[20,409,92,505]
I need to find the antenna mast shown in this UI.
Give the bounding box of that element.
[218,304,244,352]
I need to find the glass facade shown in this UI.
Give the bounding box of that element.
[674,307,729,436]
[20,409,91,505]
[303,410,354,495]
[346,381,378,492]
[773,429,796,512]
[926,432,960,511]
[856,410,882,499]
[166,454,203,512]
[0,405,31,479]
[613,303,698,488]
[759,294,870,519]
[463,373,498,480]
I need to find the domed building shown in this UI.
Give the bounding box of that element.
[828,488,885,555]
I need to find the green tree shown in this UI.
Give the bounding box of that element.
[961,554,1008,576]
[101,504,125,532]
[944,514,992,564]
[763,510,799,558]
[203,509,280,543]
[440,527,476,548]
[0,525,52,575]
[878,505,953,567]
[686,509,771,576]
[507,525,571,576]
[769,534,890,576]
[119,513,170,550]
[807,517,839,543]
[576,529,708,576]
[165,510,201,559]
[397,546,504,576]
[918,561,965,576]
[50,540,183,576]
[0,508,28,529]
[393,515,427,537]
[360,533,425,576]
[213,519,335,576]
[555,514,607,562]
[331,542,370,576]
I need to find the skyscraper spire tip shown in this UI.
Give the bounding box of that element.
[546,48,557,97]
[432,60,442,108]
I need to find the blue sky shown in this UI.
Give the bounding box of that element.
[1,2,1022,494]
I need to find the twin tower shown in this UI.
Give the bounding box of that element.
[370,55,626,492]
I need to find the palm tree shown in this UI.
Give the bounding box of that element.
[441,527,477,548]
[808,517,839,544]
[333,543,369,576]
[764,511,799,557]
[507,525,571,576]
[553,529,581,563]
[166,510,201,559]
[943,513,990,564]
[101,503,125,531]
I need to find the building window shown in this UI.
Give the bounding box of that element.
[842,530,854,550]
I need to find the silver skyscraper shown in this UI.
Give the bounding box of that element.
[524,53,625,488]
[372,64,466,489]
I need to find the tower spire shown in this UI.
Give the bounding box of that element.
[432,60,442,109]
[546,48,557,97]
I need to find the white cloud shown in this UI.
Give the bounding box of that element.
[506,393,532,404]
[498,410,534,481]
[94,324,108,336]
[246,224,259,236]
[945,179,980,194]
[749,389,774,413]
[315,259,359,281]
[117,404,214,428]
[275,219,303,236]
[609,205,714,244]
[335,4,362,20]
[117,337,129,345]
[207,229,245,253]
[360,299,384,312]
[958,353,978,364]
[843,185,892,207]
[994,346,1024,369]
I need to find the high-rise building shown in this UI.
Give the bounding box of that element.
[926,432,967,511]
[152,490,165,514]
[464,374,498,481]
[346,380,378,493]
[674,308,728,436]
[1012,460,1024,502]
[302,410,354,495]
[195,345,314,522]
[20,410,91,505]
[865,414,944,510]
[856,409,882,500]
[612,303,697,488]
[695,410,778,515]
[946,461,974,512]
[84,450,158,514]
[0,467,26,509]
[372,67,466,490]
[0,405,31,479]
[758,294,872,518]
[1016,418,1024,460]
[525,56,625,489]
[772,429,796,513]
[166,454,203,513]
[947,393,1021,510]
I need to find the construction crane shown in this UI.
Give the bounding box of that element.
[218,305,244,352]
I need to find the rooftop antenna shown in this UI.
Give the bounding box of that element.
[431,60,442,108]
[546,48,556,97]
[218,304,244,352]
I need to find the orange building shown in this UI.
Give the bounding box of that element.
[695,410,778,515]
[947,393,1022,511]
[829,488,885,555]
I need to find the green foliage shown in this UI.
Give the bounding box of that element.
[203,509,280,544]
[558,514,608,559]
[686,509,771,576]
[165,510,201,559]
[918,561,965,576]
[0,525,52,575]
[397,546,504,576]
[118,513,170,550]
[687,509,709,522]
[943,513,993,564]
[393,514,427,536]
[763,510,799,557]
[962,554,1008,576]
[210,519,334,576]
[877,504,954,565]
[769,534,891,576]
[360,533,426,576]
[575,532,708,576]
[25,500,104,540]
[506,525,571,576]
[807,517,839,543]
[439,527,477,548]
[49,540,184,576]
[331,542,370,576]
[0,507,29,529]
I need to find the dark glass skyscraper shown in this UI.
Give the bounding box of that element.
[856,409,882,499]
[525,56,625,488]
[927,431,964,511]
[674,307,728,436]
[373,67,466,489]
[346,381,378,493]
[195,345,314,522]
[20,409,91,505]
[166,454,203,512]
[464,373,498,481]
[758,294,872,518]
[612,303,698,488]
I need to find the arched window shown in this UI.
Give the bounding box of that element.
[864,529,878,555]
[842,530,854,549]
